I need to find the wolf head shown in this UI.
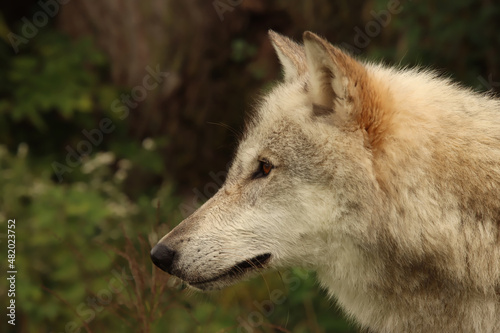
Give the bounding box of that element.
[151,31,389,291]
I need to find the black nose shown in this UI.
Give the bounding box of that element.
[150,243,176,274]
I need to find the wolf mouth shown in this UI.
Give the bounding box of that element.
[188,253,272,287]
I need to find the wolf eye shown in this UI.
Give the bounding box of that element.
[252,160,273,179]
[261,161,272,175]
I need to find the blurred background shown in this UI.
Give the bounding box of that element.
[0,0,498,332]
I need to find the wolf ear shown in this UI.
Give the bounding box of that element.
[303,31,389,148]
[269,30,307,82]
[303,31,367,118]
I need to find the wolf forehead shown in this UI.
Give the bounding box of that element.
[247,78,310,128]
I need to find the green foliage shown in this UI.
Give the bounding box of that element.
[0,142,186,331]
[0,32,110,130]
[0,27,120,162]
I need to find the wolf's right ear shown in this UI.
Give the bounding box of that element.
[268,30,307,82]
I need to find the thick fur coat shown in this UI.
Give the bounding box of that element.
[151,31,500,332]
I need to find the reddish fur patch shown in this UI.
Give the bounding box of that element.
[335,50,394,151]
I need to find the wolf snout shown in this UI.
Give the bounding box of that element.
[150,243,176,274]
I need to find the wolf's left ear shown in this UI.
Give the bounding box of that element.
[303,32,389,148]
[303,31,368,118]
[269,30,307,82]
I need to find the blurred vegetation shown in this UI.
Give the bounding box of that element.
[0,0,498,332]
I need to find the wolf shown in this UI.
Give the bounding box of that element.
[151,31,500,332]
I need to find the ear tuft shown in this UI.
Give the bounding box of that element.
[269,30,307,82]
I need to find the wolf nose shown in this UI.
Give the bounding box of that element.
[150,243,176,274]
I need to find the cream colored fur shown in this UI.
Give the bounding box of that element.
[153,31,500,332]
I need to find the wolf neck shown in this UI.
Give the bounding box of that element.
[313,66,500,332]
